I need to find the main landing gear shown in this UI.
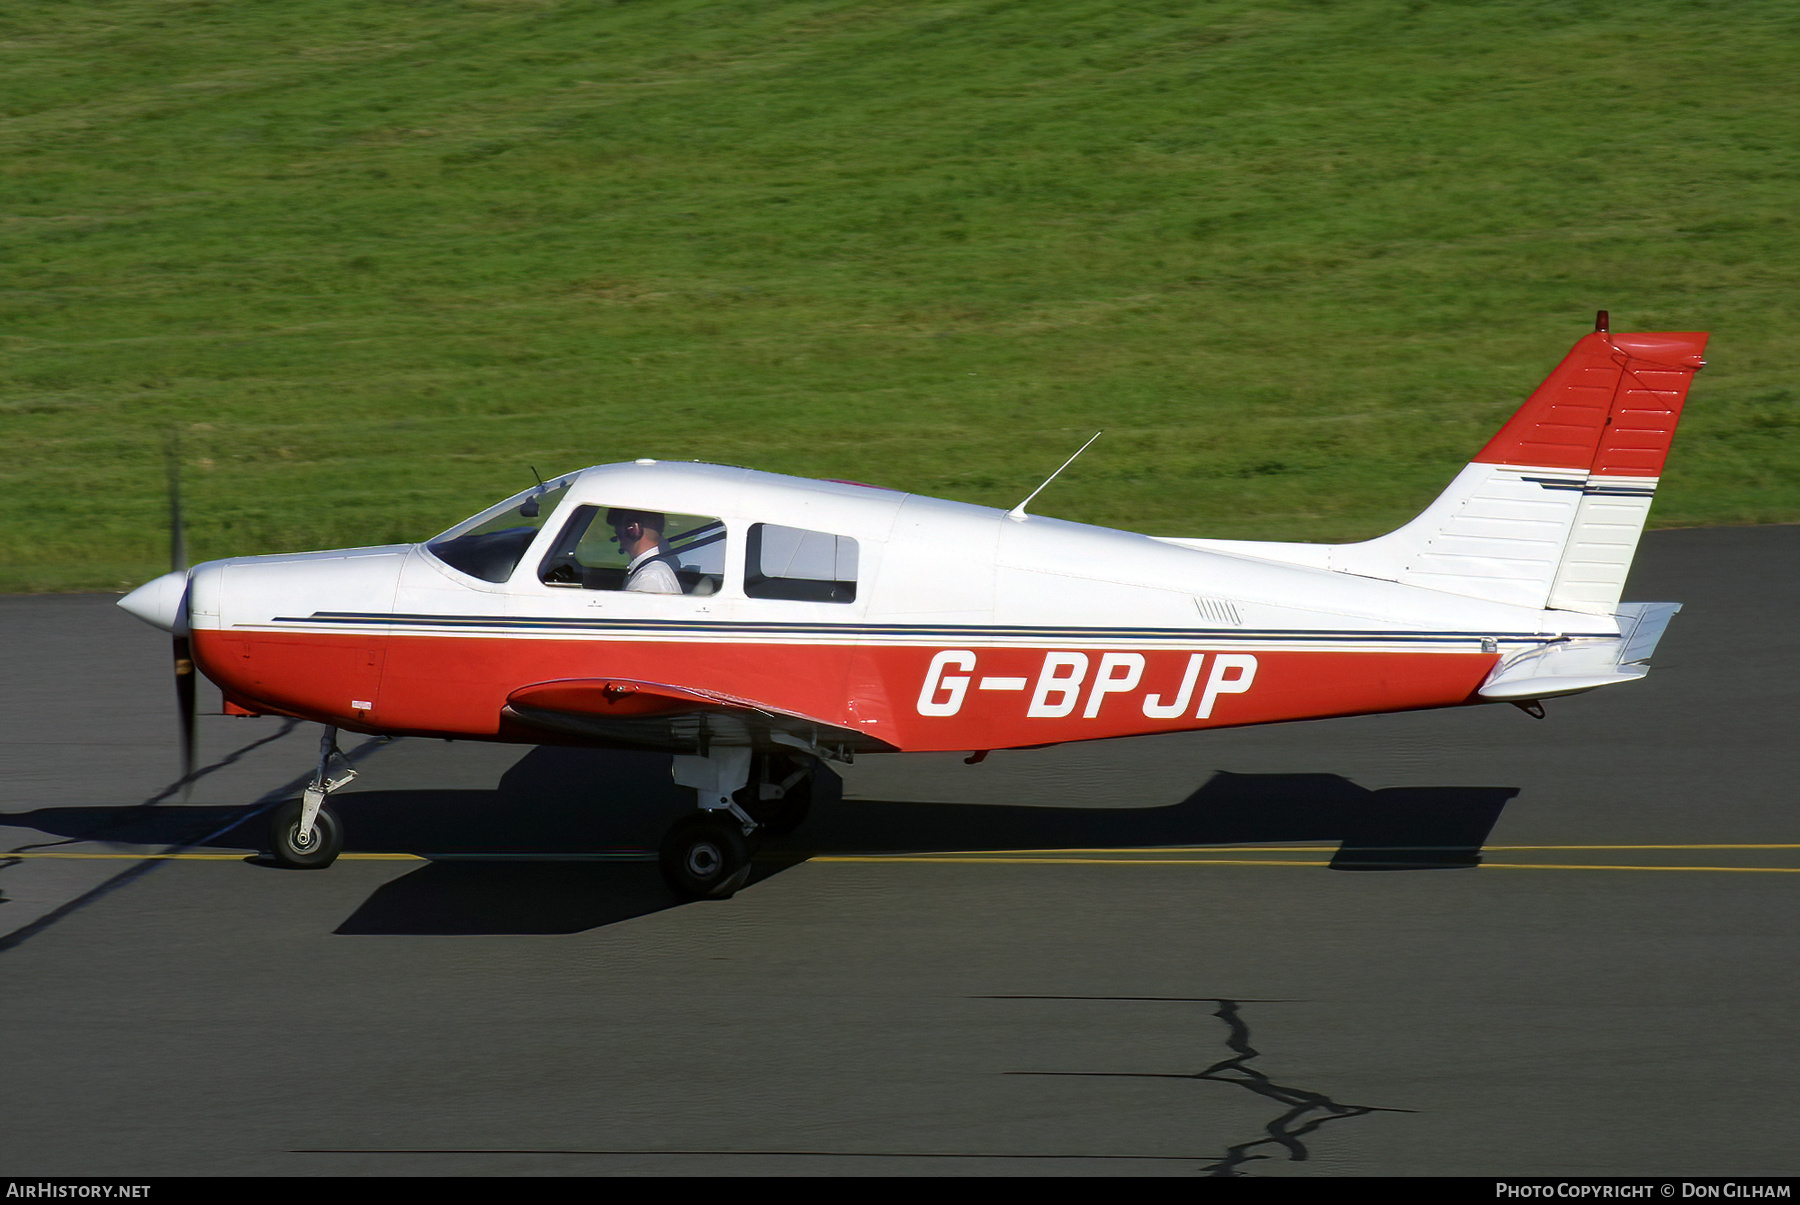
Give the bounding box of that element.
[268,725,355,869]
[659,748,816,900]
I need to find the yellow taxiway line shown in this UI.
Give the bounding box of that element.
[855,843,1800,855]
[809,855,1800,873]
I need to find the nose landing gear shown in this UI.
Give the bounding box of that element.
[268,725,355,869]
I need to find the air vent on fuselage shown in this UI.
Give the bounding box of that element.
[1194,595,1243,627]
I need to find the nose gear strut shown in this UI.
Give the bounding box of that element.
[268,725,355,869]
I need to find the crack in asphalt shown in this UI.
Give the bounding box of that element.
[993,994,1410,1175]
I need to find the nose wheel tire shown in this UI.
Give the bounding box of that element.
[660,814,752,899]
[268,798,344,869]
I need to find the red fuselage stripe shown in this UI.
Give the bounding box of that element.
[194,629,1501,752]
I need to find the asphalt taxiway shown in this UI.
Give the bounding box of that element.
[2,527,1796,1177]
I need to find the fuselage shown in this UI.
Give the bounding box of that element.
[172,460,1619,754]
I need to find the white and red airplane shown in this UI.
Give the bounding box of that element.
[120,314,1707,897]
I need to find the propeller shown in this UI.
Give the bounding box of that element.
[167,431,197,795]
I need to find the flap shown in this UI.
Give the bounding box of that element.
[502,677,894,758]
[508,677,769,719]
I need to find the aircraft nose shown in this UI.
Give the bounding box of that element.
[118,570,189,633]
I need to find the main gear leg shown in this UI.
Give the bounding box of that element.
[662,747,756,898]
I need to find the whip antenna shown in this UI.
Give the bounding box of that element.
[1008,430,1103,522]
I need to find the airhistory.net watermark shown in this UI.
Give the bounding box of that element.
[5,1187,149,1199]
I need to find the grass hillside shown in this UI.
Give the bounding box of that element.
[3,0,1796,591]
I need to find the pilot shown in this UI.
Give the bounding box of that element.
[608,508,683,594]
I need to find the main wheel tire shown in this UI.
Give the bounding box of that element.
[659,814,751,899]
[268,798,344,869]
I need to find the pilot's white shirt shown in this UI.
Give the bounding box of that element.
[625,548,682,594]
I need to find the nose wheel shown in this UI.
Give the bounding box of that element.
[268,797,344,868]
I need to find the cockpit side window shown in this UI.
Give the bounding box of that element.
[744,524,858,603]
[426,481,572,584]
[539,505,727,595]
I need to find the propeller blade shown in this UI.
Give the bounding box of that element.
[174,633,197,791]
[166,431,194,794]
[165,430,187,574]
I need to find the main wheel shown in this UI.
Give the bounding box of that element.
[268,798,344,869]
[659,814,751,899]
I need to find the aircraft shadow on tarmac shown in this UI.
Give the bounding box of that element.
[3,746,1517,937]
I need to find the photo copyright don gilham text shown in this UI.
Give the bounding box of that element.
[1496,1186,1791,1199]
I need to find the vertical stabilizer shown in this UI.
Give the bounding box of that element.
[1322,324,1708,613]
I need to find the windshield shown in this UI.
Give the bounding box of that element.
[426,474,576,583]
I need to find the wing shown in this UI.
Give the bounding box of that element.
[500,677,895,759]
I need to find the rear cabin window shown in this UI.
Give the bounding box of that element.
[539,505,726,595]
[745,524,858,603]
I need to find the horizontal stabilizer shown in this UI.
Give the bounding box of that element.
[1478,602,1680,701]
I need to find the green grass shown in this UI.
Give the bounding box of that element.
[3,0,1797,591]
